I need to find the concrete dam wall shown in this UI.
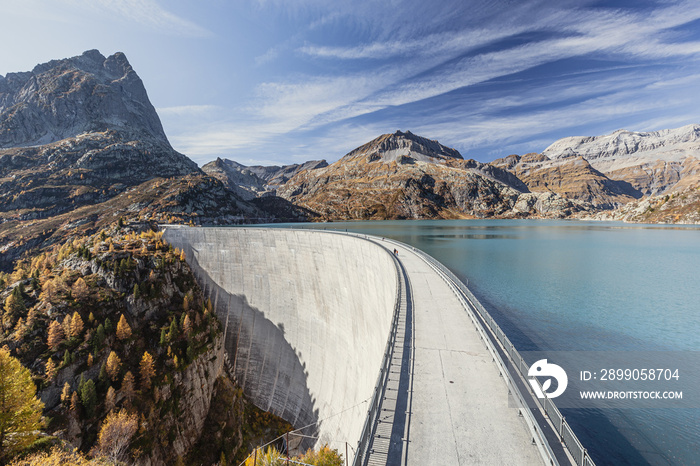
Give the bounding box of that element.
[163,227,397,451]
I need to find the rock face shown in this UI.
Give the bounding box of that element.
[0,49,167,147]
[542,124,700,196]
[490,153,641,208]
[276,131,583,219]
[0,50,200,220]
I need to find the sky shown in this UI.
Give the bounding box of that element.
[2,0,700,166]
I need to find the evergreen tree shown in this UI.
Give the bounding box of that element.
[80,379,97,418]
[93,324,106,349]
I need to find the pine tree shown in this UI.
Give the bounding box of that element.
[94,324,106,349]
[159,327,168,346]
[0,348,44,462]
[139,351,156,390]
[105,317,113,334]
[116,314,131,340]
[133,283,140,300]
[87,353,94,367]
[168,318,178,341]
[47,320,65,350]
[62,350,71,367]
[70,311,84,338]
[106,351,122,382]
[80,379,97,418]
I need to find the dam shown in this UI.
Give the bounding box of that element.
[163,226,586,465]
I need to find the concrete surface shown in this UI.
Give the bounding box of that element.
[163,227,397,452]
[164,226,545,465]
[383,240,544,465]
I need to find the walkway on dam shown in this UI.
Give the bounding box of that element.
[363,238,546,466]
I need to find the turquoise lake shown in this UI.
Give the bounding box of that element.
[264,219,700,465]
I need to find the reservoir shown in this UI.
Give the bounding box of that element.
[264,219,700,465]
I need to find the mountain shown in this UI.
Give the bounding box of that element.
[0,50,311,270]
[542,124,700,196]
[276,131,586,220]
[490,153,642,209]
[0,50,200,222]
[202,158,329,199]
[0,49,167,147]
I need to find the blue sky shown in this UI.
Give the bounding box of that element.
[2,0,700,166]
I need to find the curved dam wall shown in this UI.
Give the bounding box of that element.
[163,227,397,451]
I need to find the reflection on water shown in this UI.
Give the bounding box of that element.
[257,219,700,465]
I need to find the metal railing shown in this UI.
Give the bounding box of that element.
[385,238,597,466]
[342,237,405,466]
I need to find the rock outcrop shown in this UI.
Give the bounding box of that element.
[0,49,167,147]
[541,124,700,196]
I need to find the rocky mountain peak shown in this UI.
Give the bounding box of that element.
[0,49,167,148]
[543,124,700,162]
[343,130,463,163]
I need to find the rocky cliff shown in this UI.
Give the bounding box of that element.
[0,50,200,221]
[542,124,700,196]
[0,49,167,147]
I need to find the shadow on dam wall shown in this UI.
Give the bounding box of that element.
[186,249,319,450]
[163,226,398,453]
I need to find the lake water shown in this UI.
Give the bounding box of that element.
[264,219,700,465]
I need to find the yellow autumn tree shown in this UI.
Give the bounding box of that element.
[45,358,57,382]
[139,351,156,390]
[106,351,122,382]
[47,320,65,350]
[96,410,138,463]
[70,312,84,338]
[71,277,89,301]
[116,315,131,341]
[0,348,44,462]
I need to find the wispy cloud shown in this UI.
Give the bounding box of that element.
[67,0,211,36]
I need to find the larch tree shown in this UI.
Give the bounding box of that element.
[69,312,84,339]
[71,277,89,302]
[120,372,135,405]
[139,352,156,390]
[47,320,65,351]
[45,358,57,382]
[182,314,193,337]
[116,315,131,341]
[105,386,116,412]
[60,382,71,405]
[106,352,122,382]
[0,348,44,462]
